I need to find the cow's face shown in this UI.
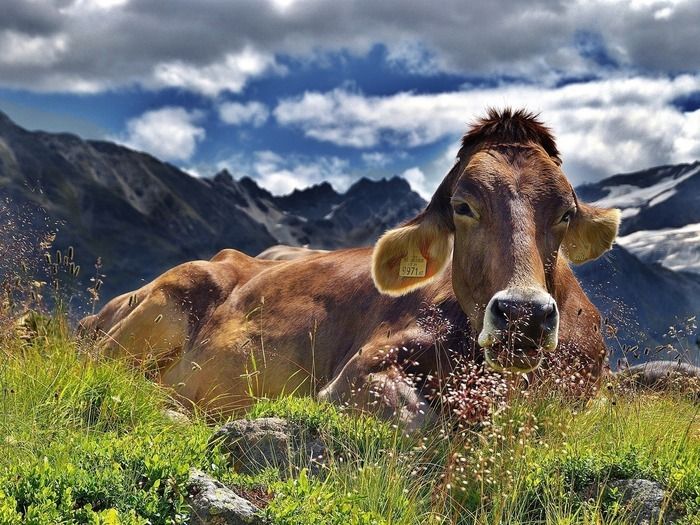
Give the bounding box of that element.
[372,142,620,373]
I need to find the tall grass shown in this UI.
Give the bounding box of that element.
[248,387,700,524]
[0,311,698,524]
[0,314,225,524]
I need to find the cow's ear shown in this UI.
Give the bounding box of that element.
[562,203,621,264]
[372,215,452,296]
[373,157,460,295]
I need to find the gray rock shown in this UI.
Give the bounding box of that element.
[186,469,261,525]
[210,417,328,477]
[617,361,700,399]
[607,479,677,524]
[163,408,190,425]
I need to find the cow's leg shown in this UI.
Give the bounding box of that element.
[318,336,438,432]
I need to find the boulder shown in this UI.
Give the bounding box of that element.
[607,479,677,524]
[186,469,261,525]
[210,417,328,477]
[163,408,190,425]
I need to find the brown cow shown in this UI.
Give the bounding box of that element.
[80,109,620,429]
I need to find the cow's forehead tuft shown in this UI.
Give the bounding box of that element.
[460,108,560,164]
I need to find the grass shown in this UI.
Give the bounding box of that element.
[0,313,224,524]
[0,311,699,524]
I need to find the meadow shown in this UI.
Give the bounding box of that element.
[0,306,698,525]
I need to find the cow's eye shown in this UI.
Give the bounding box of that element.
[453,202,474,217]
[560,208,576,224]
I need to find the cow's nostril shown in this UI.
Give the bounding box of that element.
[495,299,519,319]
[493,297,558,331]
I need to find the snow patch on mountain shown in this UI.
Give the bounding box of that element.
[593,166,698,213]
[581,162,700,277]
[617,223,700,274]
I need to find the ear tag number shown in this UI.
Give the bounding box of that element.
[399,251,427,278]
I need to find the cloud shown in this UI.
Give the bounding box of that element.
[273,75,700,185]
[218,100,270,127]
[64,0,129,11]
[115,107,205,162]
[0,30,67,65]
[149,48,280,97]
[361,151,406,167]
[400,167,431,199]
[274,88,468,148]
[218,150,353,195]
[1,0,699,95]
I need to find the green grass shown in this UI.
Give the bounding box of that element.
[0,313,226,524]
[0,312,699,524]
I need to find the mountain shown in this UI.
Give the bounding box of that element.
[577,162,700,275]
[212,170,425,249]
[574,163,700,355]
[573,245,700,360]
[0,111,424,301]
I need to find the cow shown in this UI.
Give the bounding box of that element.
[80,109,621,429]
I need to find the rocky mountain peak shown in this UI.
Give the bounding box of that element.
[346,176,413,197]
[0,110,14,126]
[213,169,235,186]
[278,181,339,204]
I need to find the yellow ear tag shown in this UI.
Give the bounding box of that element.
[399,250,427,278]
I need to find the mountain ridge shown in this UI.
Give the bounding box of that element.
[0,110,424,301]
[577,161,700,276]
[0,110,697,354]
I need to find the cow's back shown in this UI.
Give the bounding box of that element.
[190,248,425,383]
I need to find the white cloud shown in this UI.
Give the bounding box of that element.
[150,48,280,97]
[274,75,700,185]
[401,167,431,199]
[361,151,407,168]
[61,0,130,11]
[218,150,353,195]
[674,109,700,161]
[0,30,67,65]
[1,0,699,95]
[362,152,390,167]
[218,101,269,127]
[385,40,447,76]
[115,107,205,162]
[254,151,353,194]
[274,89,469,148]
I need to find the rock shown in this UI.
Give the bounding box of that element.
[617,361,700,399]
[210,417,328,477]
[607,479,677,524]
[186,469,261,525]
[163,408,190,424]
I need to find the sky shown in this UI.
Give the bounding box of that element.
[1,0,699,198]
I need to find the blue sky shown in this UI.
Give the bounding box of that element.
[1,0,699,197]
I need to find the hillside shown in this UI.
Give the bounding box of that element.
[574,163,700,352]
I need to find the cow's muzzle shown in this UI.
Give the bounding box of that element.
[478,288,559,372]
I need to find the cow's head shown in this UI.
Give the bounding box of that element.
[372,109,620,373]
